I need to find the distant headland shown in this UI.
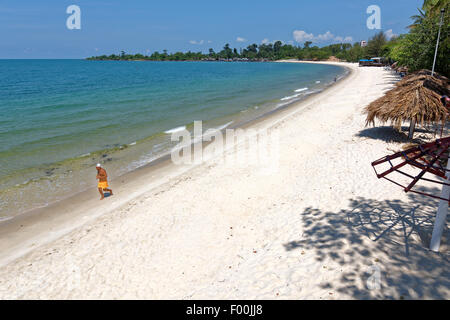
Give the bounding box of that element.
[86,39,380,63]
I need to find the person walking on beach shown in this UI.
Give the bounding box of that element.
[96,163,113,200]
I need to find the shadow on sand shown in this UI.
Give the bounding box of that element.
[357,126,438,144]
[283,188,449,299]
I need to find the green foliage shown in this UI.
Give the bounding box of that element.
[366,31,388,57]
[87,40,378,63]
[423,0,449,16]
[386,0,449,76]
[87,30,408,64]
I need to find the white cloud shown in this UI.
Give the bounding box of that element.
[236,37,247,43]
[293,30,314,43]
[317,31,334,41]
[334,36,354,43]
[189,40,204,45]
[384,29,397,40]
[293,30,354,44]
[261,38,270,44]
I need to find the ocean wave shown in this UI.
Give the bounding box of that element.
[126,151,171,172]
[215,121,234,131]
[0,216,13,223]
[78,153,91,158]
[295,87,308,93]
[153,142,168,150]
[276,101,293,109]
[315,81,321,84]
[165,126,187,134]
[129,142,137,146]
[280,94,301,101]
[308,88,322,94]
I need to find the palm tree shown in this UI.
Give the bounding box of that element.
[409,8,427,29]
[423,0,449,16]
[410,1,448,29]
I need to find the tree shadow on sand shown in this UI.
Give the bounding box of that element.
[283,187,450,299]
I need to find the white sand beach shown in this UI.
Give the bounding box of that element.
[0,62,448,299]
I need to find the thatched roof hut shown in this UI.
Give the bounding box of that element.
[397,66,409,74]
[365,70,450,138]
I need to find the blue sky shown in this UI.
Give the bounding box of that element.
[0,0,424,58]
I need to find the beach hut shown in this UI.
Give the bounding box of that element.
[359,59,374,67]
[365,70,450,139]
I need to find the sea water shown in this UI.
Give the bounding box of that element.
[0,60,346,218]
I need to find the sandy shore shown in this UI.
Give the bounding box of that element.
[0,62,448,299]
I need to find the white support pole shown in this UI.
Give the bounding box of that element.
[431,9,445,77]
[429,9,448,249]
[430,150,450,252]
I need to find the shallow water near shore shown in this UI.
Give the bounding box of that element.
[0,60,346,219]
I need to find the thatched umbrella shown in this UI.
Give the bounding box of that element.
[365,70,450,139]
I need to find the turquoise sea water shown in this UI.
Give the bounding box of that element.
[0,60,346,218]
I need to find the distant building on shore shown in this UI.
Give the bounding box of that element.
[360,41,368,47]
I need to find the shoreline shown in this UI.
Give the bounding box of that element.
[0,60,346,220]
[0,61,352,268]
[1,62,447,299]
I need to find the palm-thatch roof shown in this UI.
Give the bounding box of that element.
[365,70,450,129]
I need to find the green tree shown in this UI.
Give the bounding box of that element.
[221,43,233,59]
[389,3,449,76]
[366,31,388,57]
[273,41,282,53]
[423,0,449,16]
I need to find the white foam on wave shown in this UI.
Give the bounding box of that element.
[309,88,322,94]
[276,101,292,109]
[0,216,13,223]
[129,142,137,146]
[78,153,90,158]
[165,126,187,134]
[295,87,308,93]
[280,94,301,101]
[315,81,321,84]
[127,151,170,172]
[215,121,234,131]
[153,142,167,150]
